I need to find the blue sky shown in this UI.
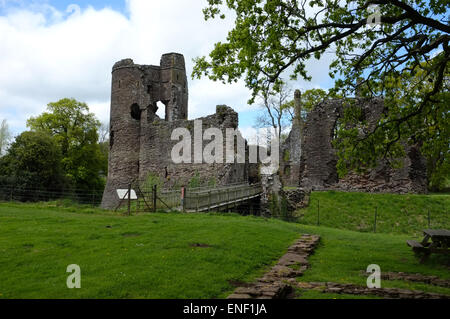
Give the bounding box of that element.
[51,0,126,12]
[0,0,127,15]
[0,0,333,142]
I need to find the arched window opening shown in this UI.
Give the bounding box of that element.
[156,101,167,120]
[130,103,141,121]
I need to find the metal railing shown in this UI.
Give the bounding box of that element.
[133,182,262,212]
[184,183,262,212]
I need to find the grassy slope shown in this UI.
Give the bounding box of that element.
[0,203,302,298]
[0,200,449,299]
[296,191,449,236]
[295,224,450,299]
[295,192,450,298]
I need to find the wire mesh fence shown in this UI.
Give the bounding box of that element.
[0,185,104,206]
[296,196,450,235]
[2,182,443,236]
[0,181,263,216]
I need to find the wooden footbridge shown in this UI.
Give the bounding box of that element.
[182,183,262,212]
[128,182,262,213]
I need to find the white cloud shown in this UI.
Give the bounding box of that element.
[0,0,334,137]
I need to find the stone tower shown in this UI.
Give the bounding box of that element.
[101,53,249,209]
[280,89,303,186]
[101,53,189,208]
[293,90,302,126]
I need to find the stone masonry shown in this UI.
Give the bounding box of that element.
[101,54,248,209]
[101,53,428,210]
[283,96,428,194]
[280,90,303,187]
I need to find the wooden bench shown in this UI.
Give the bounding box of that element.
[407,229,450,262]
[407,240,424,249]
[406,240,429,255]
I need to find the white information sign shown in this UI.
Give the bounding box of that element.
[116,189,137,200]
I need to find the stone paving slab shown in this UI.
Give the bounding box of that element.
[296,281,450,299]
[227,233,449,299]
[228,234,320,299]
[359,271,450,288]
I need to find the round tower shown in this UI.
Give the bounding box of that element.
[101,54,189,209]
[101,59,145,209]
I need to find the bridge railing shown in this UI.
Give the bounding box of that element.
[184,183,261,212]
[134,182,261,212]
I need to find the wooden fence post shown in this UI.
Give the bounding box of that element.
[317,200,320,226]
[208,191,211,212]
[181,186,186,212]
[374,206,378,233]
[227,187,230,212]
[196,190,199,212]
[152,185,157,212]
[137,195,141,211]
[127,184,131,216]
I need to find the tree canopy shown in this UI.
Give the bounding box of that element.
[193,0,449,183]
[255,83,293,143]
[27,98,107,191]
[0,131,65,190]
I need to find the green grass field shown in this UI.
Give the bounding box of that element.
[0,193,449,299]
[296,191,449,236]
[0,202,303,298]
[296,225,450,298]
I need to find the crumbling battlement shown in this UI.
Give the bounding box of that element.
[101,54,248,209]
[111,53,188,122]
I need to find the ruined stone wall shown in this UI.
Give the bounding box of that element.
[101,54,248,209]
[299,99,342,190]
[280,90,303,187]
[335,144,428,193]
[298,97,428,194]
[138,105,248,190]
[110,54,188,122]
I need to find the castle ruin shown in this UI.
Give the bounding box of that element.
[101,52,428,210]
[101,53,249,209]
[280,92,428,194]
